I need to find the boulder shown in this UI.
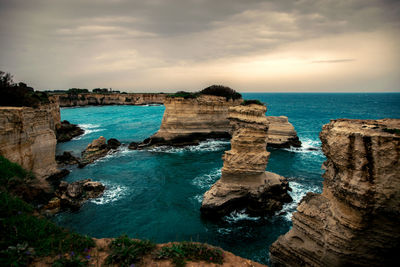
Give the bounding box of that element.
[56,120,84,142]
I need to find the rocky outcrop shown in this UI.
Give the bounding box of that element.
[144,95,242,147]
[56,151,80,166]
[56,93,166,107]
[266,116,301,148]
[201,104,292,217]
[79,136,121,167]
[56,120,84,142]
[270,119,400,267]
[43,179,105,213]
[0,104,59,180]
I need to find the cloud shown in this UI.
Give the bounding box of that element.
[0,0,399,91]
[311,59,355,64]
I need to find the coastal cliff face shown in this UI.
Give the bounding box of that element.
[201,104,292,217]
[270,119,400,266]
[56,93,166,107]
[266,116,301,148]
[0,104,59,180]
[147,95,242,146]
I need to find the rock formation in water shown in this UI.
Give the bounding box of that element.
[201,104,292,217]
[270,119,400,267]
[56,151,80,166]
[266,116,301,148]
[144,94,242,147]
[79,136,121,167]
[43,179,105,213]
[56,93,166,107]
[56,120,84,142]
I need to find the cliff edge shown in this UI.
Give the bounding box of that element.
[266,116,301,148]
[270,119,400,266]
[201,103,292,217]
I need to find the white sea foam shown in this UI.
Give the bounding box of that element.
[73,123,105,140]
[193,194,203,203]
[224,209,260,223]
[191,168,221,190]
[90,183,128,205]
[91,146,134,165]
[283,138,322,155]
[148,139,229,154]
[279,180,321,221]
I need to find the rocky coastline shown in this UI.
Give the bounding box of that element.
[270,119,400,266]
[201,103,292,217]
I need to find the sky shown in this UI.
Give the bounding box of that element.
[0,0,399,92]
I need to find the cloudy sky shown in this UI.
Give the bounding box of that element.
[0,0,399,92]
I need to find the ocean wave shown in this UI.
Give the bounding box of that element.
[283,138,322,155]
[90,146,134,165]
[192,194,203,203]
[90,183,128,205]
[279,180,321,221]
[73,123,105,140]
[224,209,261,223]
[191,168,221,190]
[147,139,230,154]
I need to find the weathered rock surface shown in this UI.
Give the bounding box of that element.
[43,179,105,212]
[266,116,301,148]
[145,95,242,147]
[0,104,59,180]
[201,104,292,217]
[79,136,121,167]
[270,119,400,267]
[56,151,80,166]
[56,93,166,107]
[56,120,84,142]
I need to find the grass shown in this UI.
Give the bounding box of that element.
[155,242,224,267]
[383,128,400,134]
[241,99,264,106]
[105,234,156,266]
[0,156,95,266]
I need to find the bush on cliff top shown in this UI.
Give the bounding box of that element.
[0,71,50,108]
[241,99,264,106]
[167,85,242,101]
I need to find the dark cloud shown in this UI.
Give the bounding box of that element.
[0,0,399,91]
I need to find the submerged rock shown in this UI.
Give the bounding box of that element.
[201,103,292,217]
[79,136,121,168]
[43,179,105,213]
[266,116,301,148]
[56,120,84,142]
[270,118,400,267]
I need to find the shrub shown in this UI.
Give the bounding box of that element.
[105,234,156,266]
[0,155,34,189]
[240,99,264,106]
[167,91,199,99]
[200,85,242,100]
[155,242,224,267]
[383,128,400,134]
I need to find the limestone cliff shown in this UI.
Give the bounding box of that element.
[270,119,400,266]
[201,104,292,217]
[0,102,60,180]
[56,93,166,107]
[266,116,301,148]
[146,95,242,146]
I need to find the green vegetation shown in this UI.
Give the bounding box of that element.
[167,91,200,99]
[383,128,400,134]
[156,242,224,267]
[0,156,95,266]
[167,85,242,101]
[241,99,264,106]
[67,88,89,94]
[0,71,50,108]
[200,85,242,100]
[105,234,156,266]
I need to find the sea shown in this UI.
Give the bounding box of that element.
[54,93,400,265]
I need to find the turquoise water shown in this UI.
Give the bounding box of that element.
[54,93,400,265]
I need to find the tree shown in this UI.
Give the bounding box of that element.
[0,71,14,88]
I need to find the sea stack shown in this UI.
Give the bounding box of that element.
[270,119,400,266]
[266,116,301,148]
[201,103,292,217]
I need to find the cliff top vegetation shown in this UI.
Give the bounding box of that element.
[0,71,50,108]
[167,85,242,101]
[241,99,264,106]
